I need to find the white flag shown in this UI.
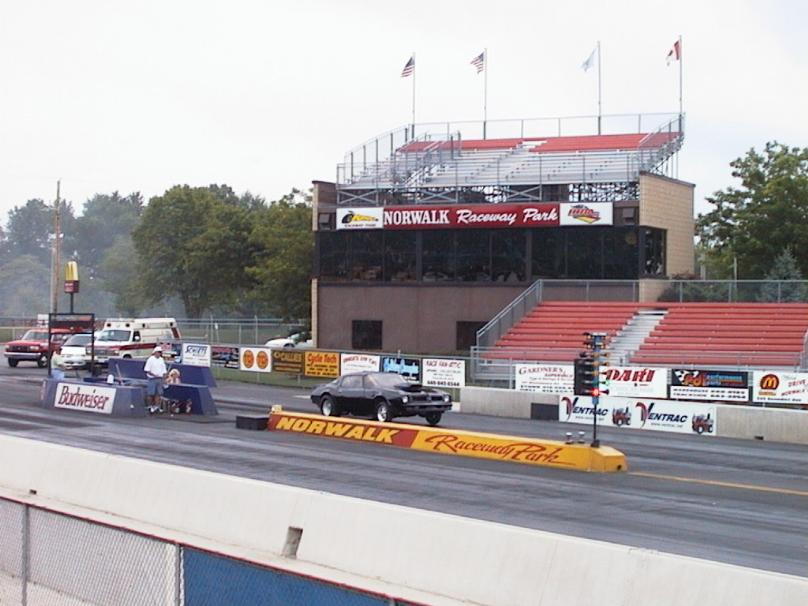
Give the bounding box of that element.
[581,48,596,72]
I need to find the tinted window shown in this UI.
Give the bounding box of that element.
[352,320,382,350]
[341,375,363,388]
[64,334,92,347]
[383,231,417,281]
[422,230,455,282]
[367,373,408,387]
[21,330,48,341]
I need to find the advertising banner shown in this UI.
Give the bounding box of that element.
[54,383,116,415]
[340,353,381,375]
[670,369,749,402]
[271,349,305,374]
[384,203,559,230]
[304,351,340,378]
[336,208,383,230]
[515,364,574,394]
[181,343,212,367]
[381,356,421,381]
[422,358,466,388]
[239,347,272,373]
[752,371,808,405]
[559,203,613,226]
[602,366,667,398]
[558,395,717,436]
[211,346,240,369]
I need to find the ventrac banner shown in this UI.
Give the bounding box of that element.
[602,366,667,398]
[515,364,573,394]
[54,383,115,415]
[422,358,466,388]
[559,395,717,436]
[752,371,808,405]
[670,369,749,402]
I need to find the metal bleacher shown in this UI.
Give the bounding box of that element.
[336,113,684,204]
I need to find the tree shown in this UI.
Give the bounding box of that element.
[5,199,75,266]
[247,190,313,320]
[100,236,146,316]
[759,249,807,302]
[0,255,50,316]
[133,185,254,317]
[697,142,808,278]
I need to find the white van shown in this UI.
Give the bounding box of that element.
[94,318,181,364]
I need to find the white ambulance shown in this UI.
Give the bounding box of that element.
[94,318,181,365]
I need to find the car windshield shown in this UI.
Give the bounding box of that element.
[21,330,48,341]
[63,334,92,347]
[97,329,131,342]
[367,373,409,388]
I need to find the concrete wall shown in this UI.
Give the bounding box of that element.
[717,405,808,444]
[316,284,524,353]
[461,386,556,418]
[0,435,805,606]
[639,172,695,276]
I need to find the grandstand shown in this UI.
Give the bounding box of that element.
[480,301,808,369]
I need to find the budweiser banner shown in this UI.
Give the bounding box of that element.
[515,364,574,394]
[670,369,749,402]
[422,358,466,388]
[340,353,381,374]
[559,203,613,226]
[602,366,668,398]
[559,395,717,436]
[54,382,116,415]
[752,371,808,405]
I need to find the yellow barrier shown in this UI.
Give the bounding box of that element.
[267,409,627,473]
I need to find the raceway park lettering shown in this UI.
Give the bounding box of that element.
[420,434,567,465]
[382,203,560,230]
[271,415,417,446]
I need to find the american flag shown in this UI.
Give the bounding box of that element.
[401,56,415,77]
[666,39,681,65]
[470,51,485,73]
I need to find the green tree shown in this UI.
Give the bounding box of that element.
[759,249,807,302]
[99,236,145,316]
[247,191,313,321]
[0,255,50,316]
[697,142,808,278]
[5,199,76,266]
[133,185,254,317]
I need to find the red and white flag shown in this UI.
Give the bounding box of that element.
[666,39,681,65]
[401,55,415,78]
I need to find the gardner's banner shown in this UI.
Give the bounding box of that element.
[271,349,305,374]
[304,351,340,378]
[670,369,749,402]
[340,353,381,375]
[381,356,421,382]
[752,371,808,405]
[558,395,717,436]
[422,358,466,388]
[602,366,668,398]
[239,347,272,373]
[515,364,573,394]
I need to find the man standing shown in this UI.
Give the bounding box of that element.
[144,346,167,413]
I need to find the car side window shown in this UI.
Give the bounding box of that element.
[342,375,361,389]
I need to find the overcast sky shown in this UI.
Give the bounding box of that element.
[1,0,806,222]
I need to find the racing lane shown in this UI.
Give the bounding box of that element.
[0,365,806,577]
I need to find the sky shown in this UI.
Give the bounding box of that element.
[1,0,806,222]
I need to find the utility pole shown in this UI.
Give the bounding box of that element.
[50,180,61,314]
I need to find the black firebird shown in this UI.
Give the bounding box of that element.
[310,371,452,426]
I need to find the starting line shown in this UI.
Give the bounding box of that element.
[266,407,627,473]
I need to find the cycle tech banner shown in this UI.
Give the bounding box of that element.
[422,358,466,388]
[340,353,381,375]
[670,368,749,402]
[515,364,574,394]
[558,395,717,436]
[752,371,808,405]
[239,347,272,373]
[304,351,340,378]
[602,366,667,398]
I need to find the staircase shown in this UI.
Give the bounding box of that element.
[608,309,667,365]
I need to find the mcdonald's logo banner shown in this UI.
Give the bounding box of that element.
[752,371,808,405]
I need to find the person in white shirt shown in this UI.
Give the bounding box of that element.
[144,347,167,413]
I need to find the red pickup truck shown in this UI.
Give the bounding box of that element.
[4,328,73,368]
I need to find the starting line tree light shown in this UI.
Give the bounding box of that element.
[573,332,608,447]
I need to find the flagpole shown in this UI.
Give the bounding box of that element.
[597,40,602,135]
[411,52,416,139]
[483,48,488,139]
[678,35,683,118]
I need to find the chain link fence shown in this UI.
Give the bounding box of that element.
[0,497,416,606]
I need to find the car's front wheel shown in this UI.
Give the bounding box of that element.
[375,399,392,423]
[425,412,443,427]
[37,354,47,368]
[7,358,18,368]
[319,395,340,417]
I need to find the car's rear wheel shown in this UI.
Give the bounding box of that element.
[37,354,47,368]
[375,399,392,423]
[319,395,339,417]
[425,412,442,427]
[7,359,18,368]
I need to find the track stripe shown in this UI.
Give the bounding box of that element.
[629,471,808,497]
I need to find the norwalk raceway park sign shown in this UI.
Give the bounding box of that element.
[337,202,613,231]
